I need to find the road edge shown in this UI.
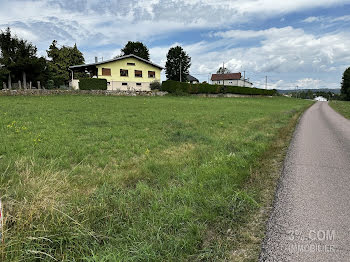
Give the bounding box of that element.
[229,102,315,261]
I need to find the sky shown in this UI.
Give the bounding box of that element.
[1,0,350,89]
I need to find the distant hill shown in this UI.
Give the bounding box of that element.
[277,88,341,94]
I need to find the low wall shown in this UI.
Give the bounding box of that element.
[0,89,168,97]
[194,93,273,98]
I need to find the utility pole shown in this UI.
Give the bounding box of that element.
[296,85,298,98]
[222,62,225,87]
[179,60,182,82]
[265,76,267,89]
[243,71,246,87]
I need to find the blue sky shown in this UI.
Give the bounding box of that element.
[1,0,350,89]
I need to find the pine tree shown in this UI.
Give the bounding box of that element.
[341,67,350,100]
[165,46,191,82]
[47,40,85,87]
[0,27,48,88]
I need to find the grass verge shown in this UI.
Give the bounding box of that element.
[329,100,350,119]
[0,96,312,261]
[228,103,313,261]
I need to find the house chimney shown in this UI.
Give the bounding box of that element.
[95,56,98,63]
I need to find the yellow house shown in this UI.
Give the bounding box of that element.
[69,54,163,91]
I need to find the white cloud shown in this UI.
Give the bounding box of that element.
[302,15,350,24]
[1,0,350,49]
[9,27,39,42]
[210,26,305,40]
[302,16,322,23]
[207,26,350,74]
[331,15,350,22]
[296,78,321,89]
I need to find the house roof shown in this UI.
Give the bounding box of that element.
[69,54,164,70]
[187,74,199,82]
[211,73,242,81]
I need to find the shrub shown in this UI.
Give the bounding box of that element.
[79,78,107,90]
[46,80,55,89]
[150,80,161,90]
[161,80,277,96]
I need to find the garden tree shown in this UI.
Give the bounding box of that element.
[341,67,350,100]
[47,40,85,87]
[216,67,231,74]
[0,65,10,87]
[0,27,48,88]
[165,46,191,82]
[120,41,150,60]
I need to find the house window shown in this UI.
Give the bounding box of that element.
[120,69,128,77]
[122,83,128,86]
[148,71,155,78]
[127,63,135,66]
[102,68,111,76]
[136,83,142,86]
[135,70,142,77]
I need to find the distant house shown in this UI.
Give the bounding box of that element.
[314,96,328,102]
[69,54,163,91]
[211,73,253,87]
[186,74,199,84]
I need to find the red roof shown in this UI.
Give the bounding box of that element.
[211,73,242,81]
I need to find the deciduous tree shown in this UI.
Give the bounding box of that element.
[120,41,150,60]
[216,67,231,74]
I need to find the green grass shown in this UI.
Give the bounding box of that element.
[0,96,312,261]
[329,100,350,119]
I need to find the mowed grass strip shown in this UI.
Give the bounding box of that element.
[0,96,311,261]
[329,100,350,119]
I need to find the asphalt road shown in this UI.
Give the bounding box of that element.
[259,101,350,262]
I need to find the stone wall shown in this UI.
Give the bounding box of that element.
[0,89,266,98]
[194,93,270,98]
[0,89,168,97]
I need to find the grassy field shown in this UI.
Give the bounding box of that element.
[0,96,311,261]
[329,100,350,119]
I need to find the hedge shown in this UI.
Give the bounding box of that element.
[161,80,277,96]
[79,78,107,90]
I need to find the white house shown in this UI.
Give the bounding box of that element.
[211,73,253,87]
[314,96,328,102]
[187,74,199,84]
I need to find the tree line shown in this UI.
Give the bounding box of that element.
[0,28,192,89]
[0,28,86,89]
[289,90,341,100]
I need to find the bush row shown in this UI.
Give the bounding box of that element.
[79,78,107,90]
[161,80,277,96]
